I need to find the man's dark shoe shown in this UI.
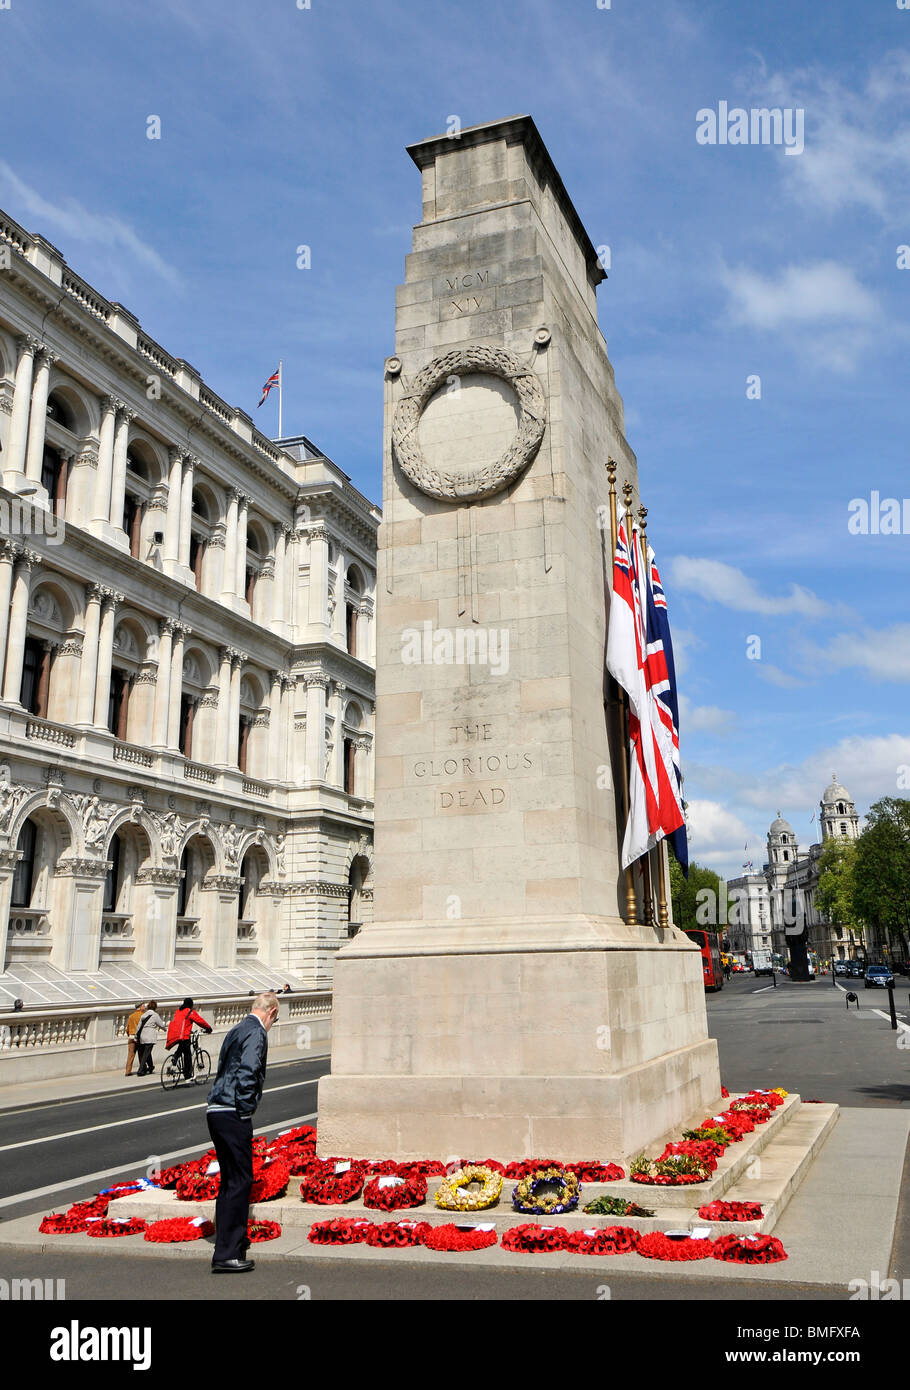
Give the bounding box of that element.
[211,1258,255,1273]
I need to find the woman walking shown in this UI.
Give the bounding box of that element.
[136,1000,166,1075]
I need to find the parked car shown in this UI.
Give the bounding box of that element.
[865,964,895,989]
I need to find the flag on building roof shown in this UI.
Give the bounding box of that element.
[258,366,280,407]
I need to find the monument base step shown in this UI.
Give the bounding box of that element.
[110,1095,837,1239]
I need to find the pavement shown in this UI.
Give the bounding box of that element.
[1,973,909,1297]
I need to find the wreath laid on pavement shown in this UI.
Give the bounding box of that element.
[511,1166,580,1214]
[39,1212,89,1235]
[503,1158,563,1179]
[247,1220,282,1243]
[501,1223,570,1253]
[434,1165,503,1212]
[728,1100,772,1122]
[176,1167,219,1202]
[713,1233,787,1264]
[583,1195,655,1218]
[698,1200,763,1223]
[637,1232,715,1261]
[660,1140,723,1170]
[365,1221,432,1248]
[682,1125,732,1147]
[565,1226,640,1255]
[308,1218,373,1245]
[249,1154,291,1204]
[459,1158,507,1175]
[423,1224,499,1252]
[144,1217,214,1243]
[566,1162,624,1183]
[300,1166,366,1205]
[362,1172,428,1211]
[629,1154,712,1186]
[87,1217,148,1238]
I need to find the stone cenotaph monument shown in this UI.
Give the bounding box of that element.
[317,116,721,1159]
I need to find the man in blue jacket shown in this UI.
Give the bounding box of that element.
[206,991,280,1273]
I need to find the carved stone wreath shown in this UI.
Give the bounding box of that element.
[391,345,547,502]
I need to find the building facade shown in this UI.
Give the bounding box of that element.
[0,209,379,1005]
[727,778,866,966]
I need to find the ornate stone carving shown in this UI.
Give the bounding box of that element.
[274,831,286,876]
[69,793,118,852]
[136,866,181,887]
[150,810,187,860]
[391,344,547,501]
[0,765,31,836]
[148,485,169,512]
[55,857,110,878]
[221,821,243,870]
[202,873,243,894]
[55,640,83,658]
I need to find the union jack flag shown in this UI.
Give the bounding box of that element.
[606,521,685,869]
[645,544,688,876]
[258,366,280,407]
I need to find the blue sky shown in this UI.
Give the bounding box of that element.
[2,0,909,876]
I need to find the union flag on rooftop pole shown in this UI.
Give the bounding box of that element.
[606,520,684,870]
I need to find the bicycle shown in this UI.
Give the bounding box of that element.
[161,1028,212,1089]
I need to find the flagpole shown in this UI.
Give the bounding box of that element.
[639,503,670,929]
[278,359,283,439]
[607,461,638,927]
[632,501,655,928]
[624,478,653,925]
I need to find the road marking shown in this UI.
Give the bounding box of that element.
[751,986,775,994]
[0,1078,319,1153]
[0,1113,318,1211]
[0,1055,329,1119]
[833,981,910,1029]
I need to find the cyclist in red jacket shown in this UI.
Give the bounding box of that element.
[169,998,213,1082]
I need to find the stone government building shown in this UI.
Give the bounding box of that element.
[0,206,379,1016]
[726,777,868,966]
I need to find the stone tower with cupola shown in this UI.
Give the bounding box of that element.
[819,775,860,843]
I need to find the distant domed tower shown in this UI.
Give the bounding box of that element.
[767,812,797,868]
[820,775,860,841]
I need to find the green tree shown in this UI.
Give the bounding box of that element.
[668,851,733,934]
[815,837,861,935]
[853,797,910,957]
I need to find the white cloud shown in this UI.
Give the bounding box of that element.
[679,693,737,734]
[802,625,910,683]
[670,556,845,619]
[720,260,879,332]
[0,163,181,288]
[686,799,756,871]
[754,664,810,690]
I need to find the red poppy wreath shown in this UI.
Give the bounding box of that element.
[307,1218,373,1245]
[247,1219,283,1243]
[698,1200,764,1222]
[362,1172,428,1211]
[86,1217,148,1238]
[423,1224,499,1252]
[144,1217,215,1243]
[365,1220,432,1248]
[300,1164,366,1205]
[713,1233,787,1264]
[500,1223,570,1253]
[637,1232,715,1261]
[564,1225,639,1255]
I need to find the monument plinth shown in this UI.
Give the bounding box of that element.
[317,116,721,1159]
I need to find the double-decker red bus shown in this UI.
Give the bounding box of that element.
[684,929,725,992]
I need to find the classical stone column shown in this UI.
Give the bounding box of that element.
[307,524,329,630]
[279,675,294,783]
[215,646,232,764]
[91,396,120,524]
[331,544,346,643]
[4,336,39,480]
[178,454,196,567]
[24,348,56,484]
[268,670,283,781]
[2,548,37,703]
[108,405,135,528]
[93,588,122,727]
[227,651,244,765]
[330,680,346,786]
[221,488,239,600]
[235,493,249,597]
[270,525,288,628]
[151,618,175,746]
[355,734,373,800]
[163,448,184,563]
[76,583,103,724]
[356,602,371,662]
[167,623,188,748]
[0,541,17,692]
[304,674,327,783]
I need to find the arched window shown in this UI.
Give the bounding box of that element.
[11,819,37,907]
[103,832,122,914]
[46,392,76,430]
